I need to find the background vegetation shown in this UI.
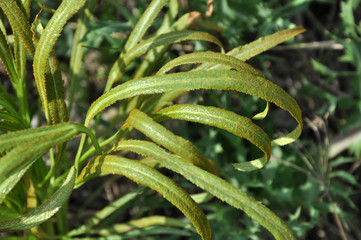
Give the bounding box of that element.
[1,0,360,239]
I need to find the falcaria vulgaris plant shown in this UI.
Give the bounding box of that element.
[0,0,305,239]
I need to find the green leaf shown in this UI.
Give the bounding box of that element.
[0,127,76,204]
[0,122,78,154]
[196,27,306,71]
[329,170,360,186]
[105,0,168,90]
[86,70,302,146]
[0,111,26,129]
[108,140,295,240]
[0,122,101,204]
[228,27,306,61]
[153,104,271,171]
[32,18,68,124]
[0,26,17,84]
[68,0,98,113]
[157,51,262,76]
[0,167,76,231]
[33,0,86,122]
[122,109,217,173]
[106,30,224,89]
[124,0,168,52]
[132,0,183,79]
[68,187,145,237]
[77,155,211,240]
[0,1,35,57]
[94,216,193,236]
[253,102,270,120]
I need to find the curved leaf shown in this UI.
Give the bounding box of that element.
[107,30,224,89]
[157,51,262,77]
[33,0,86,122]
[123,109,217,173]
[123,30,223,65]
[108,140,295,240]
[253,102,270,120]
[0,1,35,56]
[0,167,76,231]
[85,70,302,145]
[132,0,180,79]
[32,18,68,124]
[229,27,306,61]
[0,27,17,83]
[0,122,76,154]
[0,122,101,204]
[124,0,168,52]
[0,112,26,129]
[68,187,145,237]
[153,104,271,171]
[196,27,306,71]
[95,216,193,236]
[124,31,224,66]
[77,155,211,240]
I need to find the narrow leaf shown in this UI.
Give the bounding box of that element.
[196,27,306,71]
[0,1,35,56]
[124,31,224,66]
[68,0,98,113]
[153,104,271,171]
[33,0,86,122]
[0,167,76,231]
[107,30,224,88]
[32,18,68,124]
[68,187,145,237]
[0,27,17,83]
[95,216,193,236]
[132,0,180,79]
[0,123,101,203]
[109,140,295,240]
[123,109,217,173]
[157,51,262,77]
[124,0,168,51]
[253,102,270,120]
[0,128,77,204]
[229,27,306,61]
[86,70,302,146]
[77,155,211,240]
[0,122,76,154]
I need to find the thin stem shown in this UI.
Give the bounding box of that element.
[326,192,348,240]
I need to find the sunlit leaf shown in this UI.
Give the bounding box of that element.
[32,18,68,124]
[108,140,295,240]
[0,123,101,204]
[0,1,35,56]
[196,27,306,71]
[107,30,224,89]
[94,216,193,236]
[123,109,217,173]
[77,155,211,240]
[86,70,302,146]
[0,167,76,231]
[157,51,262,76]
[153,104,271,171]
[229,27,306,61]
[33,0,86,122]
[124,0,168,52]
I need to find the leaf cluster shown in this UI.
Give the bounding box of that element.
[0,0,304,239]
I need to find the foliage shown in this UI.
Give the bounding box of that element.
[185,0,361,239]
[0,0,305,239]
